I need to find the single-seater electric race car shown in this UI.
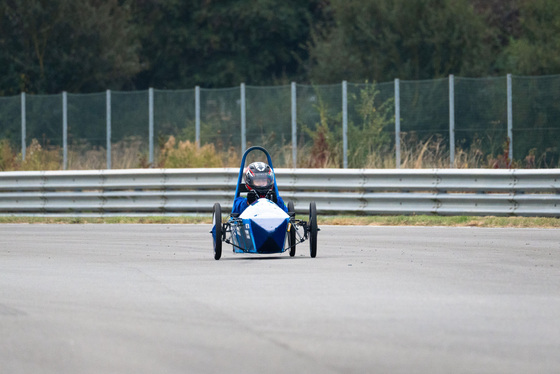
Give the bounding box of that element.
[211,146,318,260]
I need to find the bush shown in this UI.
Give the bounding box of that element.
[349,83,394,167]
[0,139,17,171]
[160,137,223,168]
[19,139,61,171]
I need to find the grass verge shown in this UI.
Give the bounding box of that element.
[0,215,559,228]
[320,215,560,228]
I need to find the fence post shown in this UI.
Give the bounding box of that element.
[291,82,297,168]
[195,86,200,148]
[21,92,26,161]
[106,89,111,170]
[241,83,246,153]
[395,79,401,168]
[149,87,154,167]
[449,75,455,168]
[507,74,513,161]
[342,81,348,169]
[62,91,68,170]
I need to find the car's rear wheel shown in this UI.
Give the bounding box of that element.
[212,203,222,260]
[309,202,317,258]
[288,201,296,257]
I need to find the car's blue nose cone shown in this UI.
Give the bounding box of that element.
[239,199,290,254]
[250,217,288,253]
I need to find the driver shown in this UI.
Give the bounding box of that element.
[232,161,288,214]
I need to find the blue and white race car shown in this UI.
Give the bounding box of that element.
[211,146,318,260]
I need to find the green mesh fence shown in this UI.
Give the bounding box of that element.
[245,85,291,166]
[347,82,395,168]
[1,76,560,170]
[0,95,21,155]
[200,87,241,155]
[400,79,449,136]
[67,92,106,169]
[399,79,450,167]
[111,90,149,169]
[26,94,64,148]
[296,84,342,167]
[154,89,196,166]
[512,75,560,167]
[455,77,507,166]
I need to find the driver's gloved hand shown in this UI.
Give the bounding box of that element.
[247,190,258,205]
[265,190,277,203]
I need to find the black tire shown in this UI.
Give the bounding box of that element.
[212,203,222,260]
[309,202,317,258]
[287,201,296,257]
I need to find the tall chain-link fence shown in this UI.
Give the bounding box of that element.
[1,75,559,169]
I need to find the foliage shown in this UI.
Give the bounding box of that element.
[67,143,106,170]
[19,139,61,170]
[160,136,223,168]
[308,0,493,83]
[469,0,522,68]
[300,92,341,168]
[348,83,394,167]
[0,0,143,94]
[0,139,17,171]
[2,0,560,170]
[131,0,322,89]
[298,82,395,168]
[1,0,560,93]
[0,132,558,170]
[499,0,560,75]
[1,138,61,171]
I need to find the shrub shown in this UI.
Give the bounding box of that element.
[348,83,394,168]
[0,139,17,171]
[19,139,61,171]
[160,136,223,168]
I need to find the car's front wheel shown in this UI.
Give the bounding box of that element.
[212,203,222,260]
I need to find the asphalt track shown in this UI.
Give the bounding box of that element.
[1,224,559,374]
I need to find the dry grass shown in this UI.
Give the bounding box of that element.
[15,139,61,171]
[67,138,149,169]
[398,135,510,169]
[0,214,558,228]
[319,215,560,228]
[161,137,217,167]
[401,136,445,168]
[68,146,107,170]
[0,134,554,171]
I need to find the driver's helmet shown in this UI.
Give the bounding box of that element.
[244,162,274,195]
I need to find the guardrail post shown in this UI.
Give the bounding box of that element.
[21,92,26,161]
[195,85,201,148]
[395,79,401,168]
[291,82,297,168]
[449,75,455,168]
[241,83,246,153]
[106,89,111,170]
[342,80,348,169]
[507,74,513,162]
[149,87,154,167]
[62,91,68,170]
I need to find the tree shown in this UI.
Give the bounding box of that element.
[308,0,493,83]
[0,0,143,94]
[131,0,324,89]
[500,0,560,75]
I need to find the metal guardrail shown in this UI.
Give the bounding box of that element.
[0,168,559,217]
